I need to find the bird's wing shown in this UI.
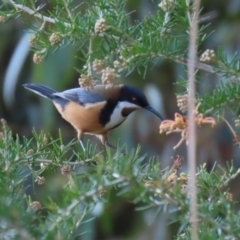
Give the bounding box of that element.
[53,87,105,105]
[53,85,122,105]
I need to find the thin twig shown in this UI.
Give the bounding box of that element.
[87,37,93,76]
[126,52,214,73]
[187,0,201,239]
[18,158,93,165]
[39,20,47,31]
[8,0,71,27]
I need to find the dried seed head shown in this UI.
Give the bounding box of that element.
[164,170,177,185]
[49,33,62,46]
[235,118,240,129]
[181,184,187,192]
[158,0,175,12]
[178,173,188,184]
[94,18,109,33]
[101,67,119,88]
[98,189,107,197]
[144,180,159,189]
[172,155,183,171]
[40,162,48,169]
[200,49,217,63]
[30,201,41,210]
[78,75,98,90]
[226,192,233,202]
[176,94,188,113]
[93,59,105,74]
[1,118,7,127]
[27,149,34,156]
[29,34,37,46]
[61,165,71,175]
[36,176,45,185]
[33,52,44,64]
[43,136,48,144]
[0,16,7,23]
[113,60,123,69]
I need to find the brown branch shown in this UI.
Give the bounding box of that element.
[187,0,201,239]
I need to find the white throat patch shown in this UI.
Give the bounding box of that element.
[104,101,140,130]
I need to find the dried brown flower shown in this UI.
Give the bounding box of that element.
[33,52,44,64]
[94,18,109,33]
[0,16,7,23]
[235,118,240,129]
[98,189,107,197]
[43,136,48,144]
[164,170,177,185]
[226,192,233,202]
[159,103,216,149]
[61,165,71,175]
[27,149,34,156]
[78,75,98,90]
[200,49,217,63]
[30,201,41,210]
[1,118,7,127]
[28,34,38,46]
[144,180,159,189]
[172,155,183,171]
[101,67,119,88]
[40,162,48,169]
[158,0,175,12]
[36,176,45,185]
[93,59,105,74]
[113,60,123,69]
[49,33,62,46]
[176,94,188,113]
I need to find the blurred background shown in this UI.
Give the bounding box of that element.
[1,0,240,239]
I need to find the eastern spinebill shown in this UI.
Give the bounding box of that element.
[23,84,163,151]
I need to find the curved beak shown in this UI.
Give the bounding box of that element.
[145,106,164,120]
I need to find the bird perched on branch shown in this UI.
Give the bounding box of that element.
[23,84,163,151]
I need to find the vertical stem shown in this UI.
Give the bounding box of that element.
[87,38,93,76]
[187,0,200,239]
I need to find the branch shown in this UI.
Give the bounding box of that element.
[8,0,71,27]
[126,52,214,73]
[18,158,93,166]
[87,37,93,76]
[187,0,201,239]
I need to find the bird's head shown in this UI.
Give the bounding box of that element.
[118,86,163,120]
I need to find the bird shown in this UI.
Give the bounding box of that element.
[23,84,163,151]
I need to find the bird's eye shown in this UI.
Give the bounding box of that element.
[132,97,138,103]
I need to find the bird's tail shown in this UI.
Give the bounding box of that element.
[23,84,57,100]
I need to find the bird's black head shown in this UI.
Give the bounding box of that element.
[119,86,149,108]
[119,86,163,120]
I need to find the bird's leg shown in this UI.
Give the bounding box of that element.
[105,140,118,150]
[99,134,117,150]
[77,131,85,152]
[99,134,126,154]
